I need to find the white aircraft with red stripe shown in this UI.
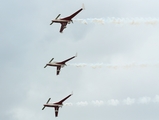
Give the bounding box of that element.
[50,4,85,33]
[44,53,77,75]
[42,94,72,117]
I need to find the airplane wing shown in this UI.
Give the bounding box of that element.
[61,8,83,20]
[56,66,61,75]
[59,55,76,64]
[54,106,59,117]
[58,94,72,104]
[60,22,67,33]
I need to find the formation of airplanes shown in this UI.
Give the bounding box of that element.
[42,4,85,118]
[42,94,72,117]
[50,4,85,33]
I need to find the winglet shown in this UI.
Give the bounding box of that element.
[82,3,85,10]
[75,53,78,57]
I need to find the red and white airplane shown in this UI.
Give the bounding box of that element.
[50,4,85,33]
[44,54,77,75]
[42,94,72,117]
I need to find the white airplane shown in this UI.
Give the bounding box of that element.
[42,94,72,117]
[44,54,77,75]
[50,4,85,33]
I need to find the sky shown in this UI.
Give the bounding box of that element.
[1,0,159,120]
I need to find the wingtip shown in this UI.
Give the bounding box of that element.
[82,3,85,10]
[75,53,78,57]
[50,21,53,25]
[44,65,47,68]
[42,106,45,110]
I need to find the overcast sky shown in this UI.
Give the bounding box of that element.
[1,0,159,120]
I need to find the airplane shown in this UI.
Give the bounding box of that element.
[44,53,77,75]
[50,4,85,33]
[42,94,72,117]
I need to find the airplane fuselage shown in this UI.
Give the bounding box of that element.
[52,19,72,24]
[44,103,62,108]
[46,63,65,67]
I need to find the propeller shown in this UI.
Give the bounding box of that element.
[42,98,51,110]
